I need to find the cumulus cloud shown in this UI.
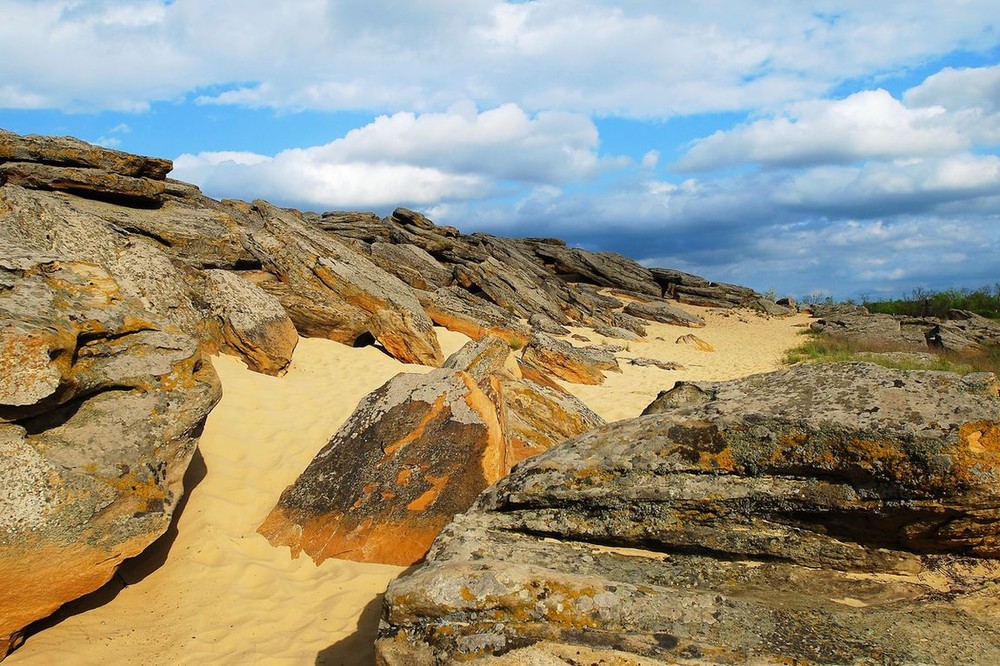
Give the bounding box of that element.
[171,104,616,208]
[677,90,968,170]
[4,0,1000,115]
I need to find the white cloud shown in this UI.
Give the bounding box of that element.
[171,104,613,208]
[4,1,1000,116]
[677,89,967,170]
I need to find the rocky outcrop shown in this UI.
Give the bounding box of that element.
[0,129,171,207]
[651,267,760,308]
[810,309,1000,355]
[377,363,1000,664]
[258,336,603,566]
[624,300,706,328]
[239,200,444,366]
[0,253,221,656]
[419,287,532,348]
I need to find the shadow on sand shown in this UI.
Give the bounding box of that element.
[315,594,384,666]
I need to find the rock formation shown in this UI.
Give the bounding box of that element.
[377,363,1000,664]
[0,253,221,656]
[810,308,1000,354]
[258,337,603,566]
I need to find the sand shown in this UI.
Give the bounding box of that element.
[8,308,809,665]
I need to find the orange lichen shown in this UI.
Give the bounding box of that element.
[381,393,448,460]
[406,474,450,512]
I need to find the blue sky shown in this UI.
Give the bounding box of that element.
[3,1,1000,301]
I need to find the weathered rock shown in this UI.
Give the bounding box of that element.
[521,334,607,385]
[0,162,167,207]
[241,200,443,366]
[810,312,933,350]
[752,297,794,316]
[377,363,1000,664]
[650,267,760,308]
[517,240,662,297]
[258,336,602,566]
[528,313,570,336]
[367,241,453,291]
[628,357,685,371]
[201,269,298,375]
[0,129,172,179]
[0,255,221,657]
[623,300,706,328]
[675,333,714,351]
[420,287,532,348]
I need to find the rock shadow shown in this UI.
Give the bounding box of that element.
[315,594,384,666]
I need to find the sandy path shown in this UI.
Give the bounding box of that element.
[8,310,808,665]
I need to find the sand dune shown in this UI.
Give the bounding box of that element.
[8,309,809,665]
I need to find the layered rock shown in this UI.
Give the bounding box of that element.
[624,300,706,328]
[377,363,1000,664]
[240,200,444,366]
[0,254,221,656]
[521,334,609,385]
[258,336,603,566]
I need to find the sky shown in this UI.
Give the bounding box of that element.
[3,1,1000,301]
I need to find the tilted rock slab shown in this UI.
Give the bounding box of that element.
[258,336,602,566]
[0,255,221,657]
[377,363,1000,664]
[520,333,609,385]
[624,300,706,328]
[241,199,444,366]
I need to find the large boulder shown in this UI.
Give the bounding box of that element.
[257,336,603,566]
[0,253,221,657]
[377,363,1000,664]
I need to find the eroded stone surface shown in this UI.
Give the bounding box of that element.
[258,337,603,566]
[377,363,1000,664]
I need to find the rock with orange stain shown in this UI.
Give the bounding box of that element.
[0,255,221,658]
[419,286,532,349]
[521,333,609,385]
[258,336,602,566]
[377,362,1000,665]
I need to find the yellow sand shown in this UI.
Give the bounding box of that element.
[8,310,808,665]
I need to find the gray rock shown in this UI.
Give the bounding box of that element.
[377,363,1000,664]
[624,300,706,328]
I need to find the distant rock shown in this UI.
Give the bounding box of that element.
[258,336,603,566]
[623,300,706,328]
[650,267,760,308]
[0,254,220,657]
[377,363,1000,664]
[675,333,714,351]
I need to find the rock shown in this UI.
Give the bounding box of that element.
[592,324,642,341]
[258,336,602,566]
[776,296,798,310]
[0,129,172,178]
[377,363,1000,664]
[650,267,760,308]
[0,162,167,207]
[623,300,706,328]
[628,357,685,371]
[640,381,713,415]
[752,297,794,316]
[675,333,714,351]
[0,255,221,657]
[242,200,443,366]
[201,269,298,376]
[517,240,662,297]
[419,287,532,348]
[809,312,931,350]
[367,242,453,291]
[528,313,570,336]
[521,334,608,385]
